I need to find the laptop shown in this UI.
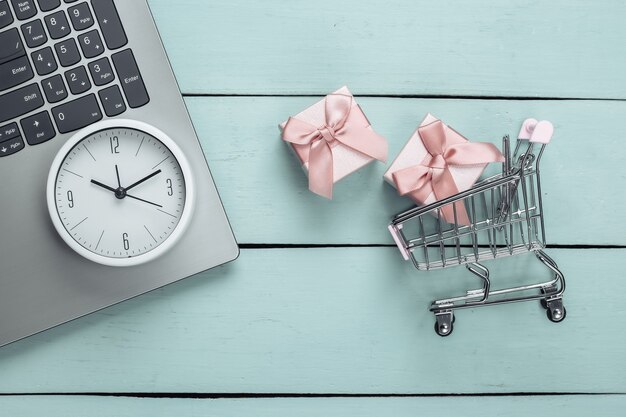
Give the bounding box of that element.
[0,0,239,346]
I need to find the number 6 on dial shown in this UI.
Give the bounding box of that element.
[46,119,195,267]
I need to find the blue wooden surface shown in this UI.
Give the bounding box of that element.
[185,97,625,244]
[153,0,626,98]
[2,0,625,414]
[0,248,623,394]
[1,395,626,417]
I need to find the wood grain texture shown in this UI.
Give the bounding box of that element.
[0,248,621,394]
[148,0,626,98]
[186,96,625,245]
[1,395,625,417]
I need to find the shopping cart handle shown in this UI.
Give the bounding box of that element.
[518,118,538,140]
[529,120,554,144]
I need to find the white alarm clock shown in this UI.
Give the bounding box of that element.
[46,119,195,267]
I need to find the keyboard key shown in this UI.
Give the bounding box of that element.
[0,122,19,142]
[54,38,80,67]
[51,93,102,133]
[91,0,126,50]
[0,28,25,65]
[10,0,36,20]
[0,1,14,29]
[88,56,114,86]
[0,83,44,124]
[21,19,47,48]
[64,65,90,94]
[0,134,25,157]
[31,46,57,75]
[77,29,103,58]
[41,74,67,103]
[44,10,70,39]
[98,84,125,117]
[21,110,55,145]
[67,1,92,31]
[112,49,149,108]
[0,55,33,91]
[36,0,60,12]
[0,122,23,157]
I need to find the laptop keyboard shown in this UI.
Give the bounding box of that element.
[0,0,149,157]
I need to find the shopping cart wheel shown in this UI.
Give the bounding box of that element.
[434,312,454,337]
[540,285,558,309]
[547,306,566,323]
[543,296,566,323]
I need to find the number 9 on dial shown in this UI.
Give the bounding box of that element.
[46,119,195,266]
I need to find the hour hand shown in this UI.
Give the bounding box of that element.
[90,179,117,193]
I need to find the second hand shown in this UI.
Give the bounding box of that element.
[91,165,163,208]
[126,194,163,208]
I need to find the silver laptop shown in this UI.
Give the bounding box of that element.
[0,0,238,346]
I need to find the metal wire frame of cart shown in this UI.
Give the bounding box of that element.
[389,120,566,337]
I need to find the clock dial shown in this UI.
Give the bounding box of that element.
[51,126,188,262]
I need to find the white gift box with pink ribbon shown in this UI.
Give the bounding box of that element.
[280,86,388,199]
[384,114,504,225]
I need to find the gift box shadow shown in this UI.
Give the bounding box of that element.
[278,137,313,194]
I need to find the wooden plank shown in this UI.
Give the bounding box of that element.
[148,0,626,98]
[186,96,624,245]
[0,395,625,417]
[0,248,621,393]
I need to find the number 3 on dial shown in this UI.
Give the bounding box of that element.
[46,119,195,267]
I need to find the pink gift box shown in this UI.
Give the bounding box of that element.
[280,86,387,198]
[384,114,504,224]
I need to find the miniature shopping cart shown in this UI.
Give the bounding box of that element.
[388,119,566,336]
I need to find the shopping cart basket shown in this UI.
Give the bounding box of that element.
[388,119,565,336]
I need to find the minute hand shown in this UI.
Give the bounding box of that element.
[125,169,162,192]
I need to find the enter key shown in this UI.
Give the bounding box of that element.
[111,49,149,109]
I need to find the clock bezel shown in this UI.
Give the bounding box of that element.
[46,119,196,267]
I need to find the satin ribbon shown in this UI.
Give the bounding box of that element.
[392,120,504,225]
[282,93,387,199]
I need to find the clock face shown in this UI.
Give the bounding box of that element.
[47,120,194,267]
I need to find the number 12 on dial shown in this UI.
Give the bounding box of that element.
[47,120,195,267]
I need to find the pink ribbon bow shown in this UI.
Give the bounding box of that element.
[392,120,504,225]
[282,93,387,199]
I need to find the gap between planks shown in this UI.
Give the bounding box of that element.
[181,93,626,101]
[238,244,626,249]
[1,392,625,399]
